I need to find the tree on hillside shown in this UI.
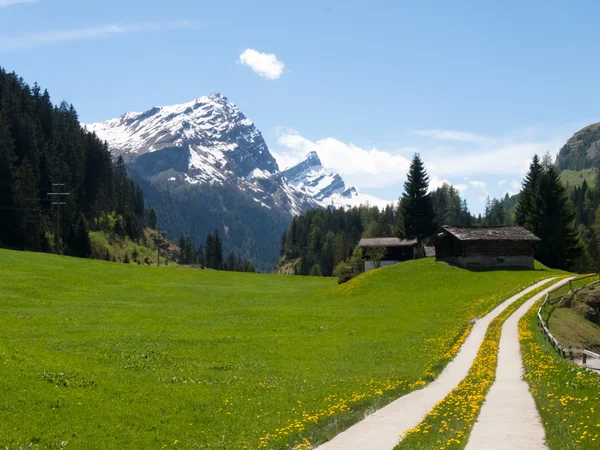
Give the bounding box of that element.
[365,246,387,269]
[178,234,196,265]
[205,233,215,268]
[516,154,582,270]
[0,68,154,258]
[213,229,224,269]
[0,115,17,248]
[400,154,436,242]
[226,250,236,271]
[515,155,543,226]
[529,165,582,269]
[67,214,92,258]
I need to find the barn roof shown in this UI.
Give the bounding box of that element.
[359,237,418,247]
[440,226,540,242]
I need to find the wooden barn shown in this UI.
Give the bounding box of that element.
[434,226,540,269]
[359,237,419,271]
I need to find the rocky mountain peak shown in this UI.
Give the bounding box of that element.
[556,122,600,171]
[87,93,389,214]
[303,150,322,166]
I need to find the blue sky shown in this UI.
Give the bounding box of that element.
[1,0,599,213]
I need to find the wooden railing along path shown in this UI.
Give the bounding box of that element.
[537,274,600,370]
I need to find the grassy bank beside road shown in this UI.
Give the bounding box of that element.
[520,298,600,449]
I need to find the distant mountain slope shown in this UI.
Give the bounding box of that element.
[559,168,597,188]
[555,123,600,171]
[86,94,388,270]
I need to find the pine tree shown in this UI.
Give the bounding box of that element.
[515,155,543,226]
[529,165,582,270]
[0,114,17,248]
[13,158,43,250]
[68,214,92,258]
[401,154,436,241]
[226,251,236,271]
[205,233,215,269]
[179,234,186,264]
[213,229,223,269]
[197,244,205,267]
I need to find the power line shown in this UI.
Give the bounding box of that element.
[48,183,70,255]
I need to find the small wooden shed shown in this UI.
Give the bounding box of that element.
[434,226,540,269]
[359,237,418,271]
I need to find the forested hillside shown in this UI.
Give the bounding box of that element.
[278,156,516,277]
[0,68,153,257]
[280,151,596,277]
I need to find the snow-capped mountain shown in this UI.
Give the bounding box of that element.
[86,93,388,213]
[86,93,390,270]
[281,151,392,210]
[282,151,391,208]
[86,93,277,184]
[87,93,316,215]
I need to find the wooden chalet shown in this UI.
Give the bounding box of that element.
[358,237,419,271]
[434,226,540,269]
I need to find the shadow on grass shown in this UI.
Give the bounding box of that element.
[435,260,551,273]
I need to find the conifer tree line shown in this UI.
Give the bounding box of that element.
[280,152,588,276]
[0,68,154,257]
[515,155,582,271]
[178,230,257,272]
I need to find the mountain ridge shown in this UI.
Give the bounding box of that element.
[85,93,389,270]
[555,123,600,171]
[86,93,389,212]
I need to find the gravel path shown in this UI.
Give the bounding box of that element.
[316,278,557,450]
[465,277,574,450]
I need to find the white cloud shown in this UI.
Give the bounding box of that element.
[275,131,411,188]
[273,125,569,214]
[428,176,468,194]
[413,129,495,144]
[507,180,522,195]
[239,49,284,80]
[469,180,487,189]
[430,140,562,178]
[0,20,198,52]
[0,0,36,7]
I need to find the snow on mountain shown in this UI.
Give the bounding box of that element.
[86,93,389,214]
[281,151,392,210]
[86,92,277,182]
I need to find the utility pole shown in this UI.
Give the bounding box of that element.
[48,183,70,255]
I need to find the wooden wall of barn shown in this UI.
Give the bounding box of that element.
[463,240,532,257]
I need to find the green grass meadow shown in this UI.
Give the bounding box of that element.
[0,250,558,449]
[520,298,600,449]
[559,168,597,188]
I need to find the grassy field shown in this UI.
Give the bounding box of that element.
[547,308,600,353]
[0,250,559,449]
[560,168,597,188]
[520,298,600,449]
[542,280,600,353]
